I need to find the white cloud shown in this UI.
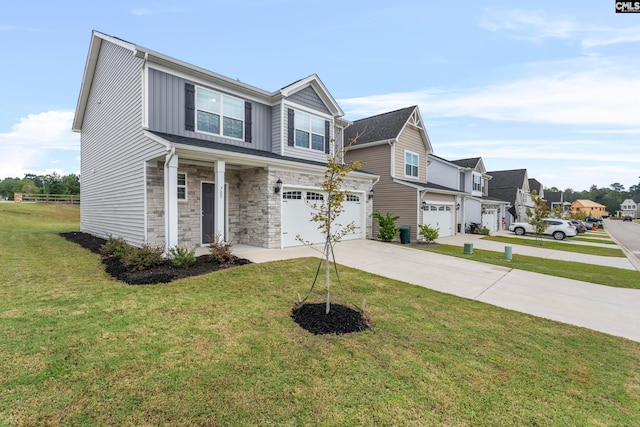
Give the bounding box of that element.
[478,9,578,42]
[0,111,79,179]
[340,65,640,127]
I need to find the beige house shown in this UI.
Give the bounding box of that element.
[344,106,465,241]
[571,200,608,217]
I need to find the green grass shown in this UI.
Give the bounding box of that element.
[417,244,640,290]
[572,236,616,244]
[483,235,625,257]
[2,203,640,426]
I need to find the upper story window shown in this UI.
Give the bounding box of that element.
[295,111,325,151]
[473,174,482,192]
[177,173,187,200]
[195,86,244,139]
[405,151,419,178]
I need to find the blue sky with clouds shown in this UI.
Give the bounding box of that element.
[1,0,639,191]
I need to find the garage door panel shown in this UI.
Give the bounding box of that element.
[422,204,453,237]
[282,190,364,247]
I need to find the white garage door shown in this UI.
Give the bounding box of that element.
[281,190,364,247]
[482,209,498,232]
[422,205,453,237]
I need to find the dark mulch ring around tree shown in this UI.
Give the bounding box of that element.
[59,231,251,285]
[291,302,372,335]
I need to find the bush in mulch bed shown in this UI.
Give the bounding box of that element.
[59,231,251,285]
[291,303,371,335]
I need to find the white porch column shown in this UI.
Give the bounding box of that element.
[164,150,179,251]
[214,160,226,241]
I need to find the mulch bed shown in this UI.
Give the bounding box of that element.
[291,303,371,335]
[59,231,251,285]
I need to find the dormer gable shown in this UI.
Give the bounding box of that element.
[278,74,343,118]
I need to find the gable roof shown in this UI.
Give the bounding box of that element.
[74,31,342,132]
[451,157,481,169]
[528,178,543,195]
[344,106,432,152]
[486,169,528,190]
[573,199,606,208]
[632,195,640,204]
[545,191,563,203]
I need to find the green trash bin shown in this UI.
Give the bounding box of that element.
[399,225,411,244]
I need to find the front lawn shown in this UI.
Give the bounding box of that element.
[1,203,639,425]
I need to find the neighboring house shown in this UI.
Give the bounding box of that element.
[545,191,571,215]
[486,169,533,227]
[619,195,640,219]
[572,200,609,218]
[528,178,544,199]
[448,157,509,233]
[344,106,464,241]
[72,31,376,251]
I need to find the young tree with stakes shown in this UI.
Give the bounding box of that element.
[297,139,362,314]
[526,190,550,240]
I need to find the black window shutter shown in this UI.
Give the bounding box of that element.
[185,83,195,131]
[244,101,252,143]
[324,120,331,154]
[287,109,295,147]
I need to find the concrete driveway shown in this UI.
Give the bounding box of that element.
[234,238,640,343]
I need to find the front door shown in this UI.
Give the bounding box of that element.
[202,183,215,244]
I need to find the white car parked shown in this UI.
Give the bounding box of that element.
[508,218,577,240]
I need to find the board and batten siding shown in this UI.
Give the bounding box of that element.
[147,68,272,152]
[394,126,427,183]
[80,40,167,246]
[271,103,282,155]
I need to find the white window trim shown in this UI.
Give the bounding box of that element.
[293,109,326,153]
[195,86,244,141]
[177,172,187,201]
[404,150,419,178]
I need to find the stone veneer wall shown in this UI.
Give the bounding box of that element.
[146,161,374,250]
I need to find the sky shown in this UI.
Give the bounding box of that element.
[1,0,639,192]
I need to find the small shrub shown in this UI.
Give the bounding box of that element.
[100,234,130,259]
[373,211,400,242]
[418,224,439,243]
[480,226,491,235]
[209,233,234,264]
[168,246,196,268]
[122,243,165,271]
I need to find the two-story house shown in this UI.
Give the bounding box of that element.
[486,169,534,227]
[620,195,640,219]
[343,106,465,240]
[72,31,376,251]
[447,157,509,232]
[572,200,608,218]
[545,191,571,215]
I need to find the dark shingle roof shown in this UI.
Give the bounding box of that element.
[486,169,527,190]
[450,157,481,169]
[632,195,640,203]
[488,187,518,205]
[545,191,563,203]
[150,131,374,175]
[345,106,416,146]
[395,179,462,193]
[528,178,543,195]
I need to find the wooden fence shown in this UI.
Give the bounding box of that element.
[14,193,80,205]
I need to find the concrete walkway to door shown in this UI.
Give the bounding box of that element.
[233,239,640,343]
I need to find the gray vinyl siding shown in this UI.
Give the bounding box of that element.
[271,103,282,155]
[80,40,166,247]
[287,86,330,114]
[428,159,459,189]
[282,109,332,163]
[147,67,272,152]
[346,143,418,241]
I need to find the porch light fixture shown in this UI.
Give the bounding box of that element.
[456,203,460,210]
[421,201,427,210]
[274,178,283,194]
[368,188,374,200]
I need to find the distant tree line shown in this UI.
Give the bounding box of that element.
[0,173,80,201]
[548,179,640,216]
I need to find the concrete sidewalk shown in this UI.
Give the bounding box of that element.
[233,239,640,343]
